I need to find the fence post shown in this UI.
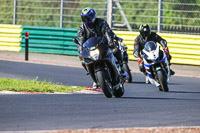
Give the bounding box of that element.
[158,0,163,33]
[107,0,113,28]
[60,0,64,28]
[25,32,29,61]
[115,0,132,31]
[13,0,17,24]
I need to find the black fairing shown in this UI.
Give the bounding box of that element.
[82,37,108,60]
[82,37,119,85]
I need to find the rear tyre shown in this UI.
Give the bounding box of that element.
[96,70,112,98]
[122,64,132,83]
[157,70,169,92]
[113,84,124,98]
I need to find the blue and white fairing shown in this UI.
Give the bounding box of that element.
[142,41,170,87]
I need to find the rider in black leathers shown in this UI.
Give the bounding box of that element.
[133,24,175,81]
[77,7,127,89]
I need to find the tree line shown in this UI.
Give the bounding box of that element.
[0,0,199,34]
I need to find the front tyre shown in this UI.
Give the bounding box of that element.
[122,64,132,83]
[96,70,112,98]
[157,70,169,92]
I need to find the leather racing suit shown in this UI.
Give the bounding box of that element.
[133,32,171,73]
[78,18,123,64]
[133,32,168,59]
[77,18,125,83]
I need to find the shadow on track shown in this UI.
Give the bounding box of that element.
[127,81,146,84]
[169,91,200,94]
[128,82,182,85]
[120,96,200,101]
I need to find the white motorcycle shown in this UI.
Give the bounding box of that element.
[142,41,170,92]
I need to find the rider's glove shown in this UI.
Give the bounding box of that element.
[123,44,127,50]
[164,47,169,55]
[117,37,123,42]
[137,58,143,64]
[164,47,172,61]
[112,45,118,54]
[108,42,115,48]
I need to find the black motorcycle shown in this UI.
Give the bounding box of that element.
[73,37,125,98]
[116,38,132,83]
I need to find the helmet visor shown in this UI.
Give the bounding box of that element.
[81,15,92,23]
[141,30,150,38]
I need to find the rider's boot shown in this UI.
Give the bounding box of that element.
[92,82,100,90]
[145,76,150,84]
[170,69,175,76]
[168,58,175,76]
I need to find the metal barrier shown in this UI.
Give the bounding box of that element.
[115,31,200,65]
[21,26,79,56]
[0,24,22,52]
[0,24,79,56]
[0,24,199,65]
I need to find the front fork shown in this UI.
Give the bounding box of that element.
[86,60,114,85]
[109,53,126,87]
[145,64,163,87]
[153,63,169,84]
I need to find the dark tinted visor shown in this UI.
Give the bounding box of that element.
[81,15,92,23]
[141,30,150,38]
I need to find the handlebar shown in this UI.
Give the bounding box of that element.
[72,38,81,46]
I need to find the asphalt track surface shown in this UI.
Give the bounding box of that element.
[0,60,200,131]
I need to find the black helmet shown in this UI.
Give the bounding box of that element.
[81,7,96,28]
[139,24,151,39]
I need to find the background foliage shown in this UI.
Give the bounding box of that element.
[0,0,199,34]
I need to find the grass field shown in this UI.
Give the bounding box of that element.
[0,77,86,93]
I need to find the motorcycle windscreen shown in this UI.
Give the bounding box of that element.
[83,37,103,49]
[143,41,160,62]
[143,41,157,52]
[82,37,107,58]
[82,37,101,58]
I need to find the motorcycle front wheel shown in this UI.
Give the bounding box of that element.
[122,63,132,83]
[96,70,112,98]
[157,70,169,92]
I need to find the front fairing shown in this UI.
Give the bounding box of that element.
[82,37,120,86]
[143,42,170,80]
[143,54,165,65]
[81,37,109,63]
[143,43,162,67]
[81,47,90,59]
[82,37,101,59]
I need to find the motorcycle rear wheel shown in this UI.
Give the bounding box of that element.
[96,70,112,98]
[122,64,132,83]
[157,70,169,92]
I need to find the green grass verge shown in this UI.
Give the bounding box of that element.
[0,78,86,93]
